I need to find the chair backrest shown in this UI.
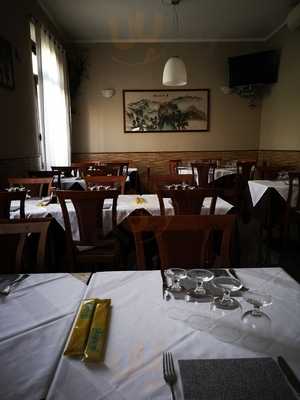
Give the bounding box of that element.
[85,175,126,194]
[150,174,194,192]
[29,170,61,190]
[57,190,119,244]
[0,218,51,272]
[236,160,256,180]
[169,160,182,175]
[0,191,26,219]
[8,177,53,198]
[191,162,216,187]
[129,214,236,269]
[158,188,219,215]
[287,171,300,210]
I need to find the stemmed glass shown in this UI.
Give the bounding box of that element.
[187,269,214,297]
[212,276,242,310]
[164,268,187,292]
[241,290,272,350]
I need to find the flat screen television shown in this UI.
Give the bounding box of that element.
[228,50,280,88]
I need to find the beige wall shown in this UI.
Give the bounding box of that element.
[72,42,263,153]
[260,27,300,150]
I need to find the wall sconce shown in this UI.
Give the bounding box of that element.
[101,88,116,98]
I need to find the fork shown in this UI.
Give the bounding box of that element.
[163,352,177,400]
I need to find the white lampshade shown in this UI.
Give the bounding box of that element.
[162,57,187,86]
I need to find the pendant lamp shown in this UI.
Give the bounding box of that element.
[162,0,187,86]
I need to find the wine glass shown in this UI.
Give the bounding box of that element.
[212,276,242,310]
[164,268,187,292]
[187,269,214,297]
[210,300,243,343]
[241,290,272,351]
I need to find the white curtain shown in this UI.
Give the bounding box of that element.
[36,26,71,169]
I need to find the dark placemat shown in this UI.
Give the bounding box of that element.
[179,358,298,400]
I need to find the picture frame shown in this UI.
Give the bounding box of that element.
[123,89,210,133]
[0,37,15,90]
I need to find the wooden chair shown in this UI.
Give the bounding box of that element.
[0,191,26,219]
[29,170,61,189]
[191,162,217,187]
[57,190,120,269]
[129,214,236,269]
[158,187,219,216]
[169,160,182,175]
[85,175,126,194]
[8,177,53,198]
[150,174,194,193]
[236,160,257,181]
[0,218,51,272]
[283,171,300,242]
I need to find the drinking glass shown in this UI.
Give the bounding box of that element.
[187,269,214,297]
[210,300,243,343]
[164,268,187,292]
[212,276,242,310]
[241,290,272,350]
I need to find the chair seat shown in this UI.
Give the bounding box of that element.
[75,239,120,266]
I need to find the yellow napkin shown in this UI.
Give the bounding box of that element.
[135,196,145,205]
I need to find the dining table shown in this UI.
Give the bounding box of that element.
[10,194,234,239]
[44,268,300,400]
[177,166,236,183]
[60,168,138,190]
[248,180,297,207]
[0,273,86,400]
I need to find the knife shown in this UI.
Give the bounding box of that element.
[228,269,249,291]
[278,356,300,395]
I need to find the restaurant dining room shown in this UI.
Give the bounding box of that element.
[1,0,300,399]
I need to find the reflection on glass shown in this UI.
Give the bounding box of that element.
[212,276,242,310]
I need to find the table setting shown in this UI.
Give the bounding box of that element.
[9,194,233,240]
[44,268,300,400]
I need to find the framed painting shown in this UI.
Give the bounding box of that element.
[123,89,210,133]
[0,37,15,90]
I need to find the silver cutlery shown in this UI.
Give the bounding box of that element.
[228,269,249,291]
[163,352,177,400]
[0,274,30,296]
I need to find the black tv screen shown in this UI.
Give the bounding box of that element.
[228,50,280,88]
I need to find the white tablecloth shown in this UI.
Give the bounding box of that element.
[248,180,298,207]
[11,195,233,240]
[0,274,86,400]
[178,167,236,183]
[47,268,300,400]
[60,168,138,190]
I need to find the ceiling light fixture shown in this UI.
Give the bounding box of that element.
[162,0,187,86]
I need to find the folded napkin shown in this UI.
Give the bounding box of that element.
[179,358,298,400]
[135,196,146,205]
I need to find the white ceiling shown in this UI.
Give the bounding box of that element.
[38,0,297,42]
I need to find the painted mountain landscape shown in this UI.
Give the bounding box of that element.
[123,90,209,132]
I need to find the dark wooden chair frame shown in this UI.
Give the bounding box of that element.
[129,214,236,269]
